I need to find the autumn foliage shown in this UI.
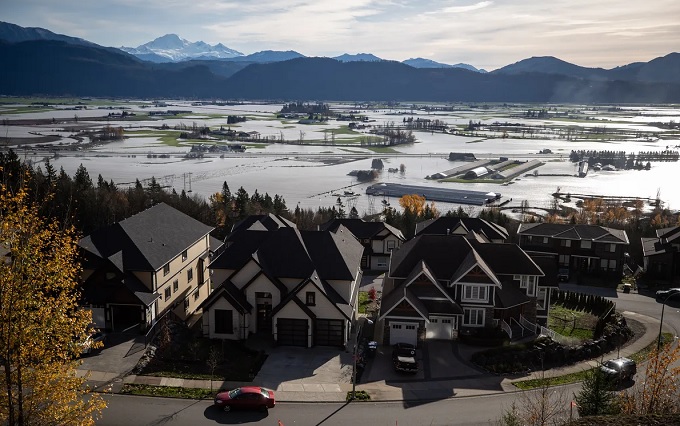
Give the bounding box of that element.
[0,176,106,425]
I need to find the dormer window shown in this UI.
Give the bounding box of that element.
[306,292,316,306]
[182,250,188,261]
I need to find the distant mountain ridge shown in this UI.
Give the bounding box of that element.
[402,57,486,72]
[0,22,679,101]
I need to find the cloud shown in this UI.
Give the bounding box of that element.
[437,1,493,14]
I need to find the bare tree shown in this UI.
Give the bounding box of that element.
[207,346,222,393]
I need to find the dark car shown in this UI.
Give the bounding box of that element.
[600,357,637,383]
[656,288,680,302]
[214,386,275,412]
[392,342,418,373]
[557,268,570,282]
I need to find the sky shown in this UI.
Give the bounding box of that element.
[2,0,679,71]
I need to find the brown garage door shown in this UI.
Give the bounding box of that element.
[315,319,344,347]
[277,318,308,347]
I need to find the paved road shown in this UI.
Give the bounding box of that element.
[99,389,577,426]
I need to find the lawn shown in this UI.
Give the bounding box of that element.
[120,384,214,399]
[548,304,597,341]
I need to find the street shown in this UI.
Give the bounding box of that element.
[99,389,577,426]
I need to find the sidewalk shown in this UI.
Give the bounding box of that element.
[78,312,660,403]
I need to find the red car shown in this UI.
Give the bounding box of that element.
[214,386,276,412]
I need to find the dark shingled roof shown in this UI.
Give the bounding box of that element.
[495,285,532,309]
[210,227,363,282]
[79,203,213,272]
[517,223,629,244]
[530,255,560,288]
[231,214,296,234]
[390,235,543,281]
[415,217,509,241]
[319,218,404,240]
[197,280,253,314]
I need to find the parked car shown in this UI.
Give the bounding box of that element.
[80,329,107,355]
[557,268,570,282]
[655,288,680,301]
[600,357,637,383]
[392,342,418,373]
[214,387,275,412]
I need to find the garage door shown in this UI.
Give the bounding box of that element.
[111,304,142,332]
[277,318,308,347]
[315,319,344,347]
[426,316,455,340]
[389,321,418,346]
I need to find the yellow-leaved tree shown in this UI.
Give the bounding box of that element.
[0,177,106,425]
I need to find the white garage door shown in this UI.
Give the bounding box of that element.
[426,316,455,340]
[390,322,418,346]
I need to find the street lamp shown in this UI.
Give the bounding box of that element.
[351,317,373,399]
[657,292,675,352]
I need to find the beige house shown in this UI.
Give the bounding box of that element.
[200,219,363,347]
[79,203,214,332]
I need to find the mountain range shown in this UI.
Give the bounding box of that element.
[1,21,679,102]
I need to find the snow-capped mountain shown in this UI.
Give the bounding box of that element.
[120,34,243,62]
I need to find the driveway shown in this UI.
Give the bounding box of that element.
[79,332,146,376]
[362,340,487,383]
[253,346,354,391]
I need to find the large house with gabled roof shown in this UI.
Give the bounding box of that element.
[517,223,629,280]
[319,218,405,270]
[641,225,680,282]
[79,203,214,332]
[200,222,363,348]
[378,235,552,347]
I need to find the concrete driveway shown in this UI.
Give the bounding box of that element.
[79,332,145,376]
[362,340,486,383]
[253,346,354,392]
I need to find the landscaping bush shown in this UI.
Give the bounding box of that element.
[347,390,371,401]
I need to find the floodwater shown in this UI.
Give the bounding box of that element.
[2,101,679,215]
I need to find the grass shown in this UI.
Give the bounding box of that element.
[364,146,400,153]
[548,304,597,341]
[120,384,214,399]
[513,332,675,390]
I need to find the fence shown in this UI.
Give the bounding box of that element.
[501,319,512,339]
[519,315,538,335]
[538,325,572,345]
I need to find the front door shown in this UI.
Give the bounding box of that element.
[256,291,273,333]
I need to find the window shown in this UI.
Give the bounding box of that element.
[543,237,549,244]
[306,292,315,306]
[463,285,487,301]
[187,268,193,282]
[581,240,592,249]
[601,258,608,269]
[520,276,537,296]
[182,250,188,261]
[463,308,484,326]
[164,287,171,301]
[184,298,189,312]
[163,263,170,276]
[386,240,396,251]
[560,239,572,247]
[526,235,533,242]
[609,244,616,253]
[559,254,570,266]
[377,260,388,268]
[214,309,234,334]
[537,288,547,309]
[442,319,452,324]
[194,287,200,300]
[609,259,616,270]
[173,280,178,293]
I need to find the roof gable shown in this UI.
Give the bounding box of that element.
[80,203,213,272]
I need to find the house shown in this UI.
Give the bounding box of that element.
[200,224,363,347]
[415,217,509,242]
[378,235,548,347]
[319,218,405,270]
[517,223,629,280]
[641,226,680,282]
[79,203,214,332]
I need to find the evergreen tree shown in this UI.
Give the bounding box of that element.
[575,364,619,416]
